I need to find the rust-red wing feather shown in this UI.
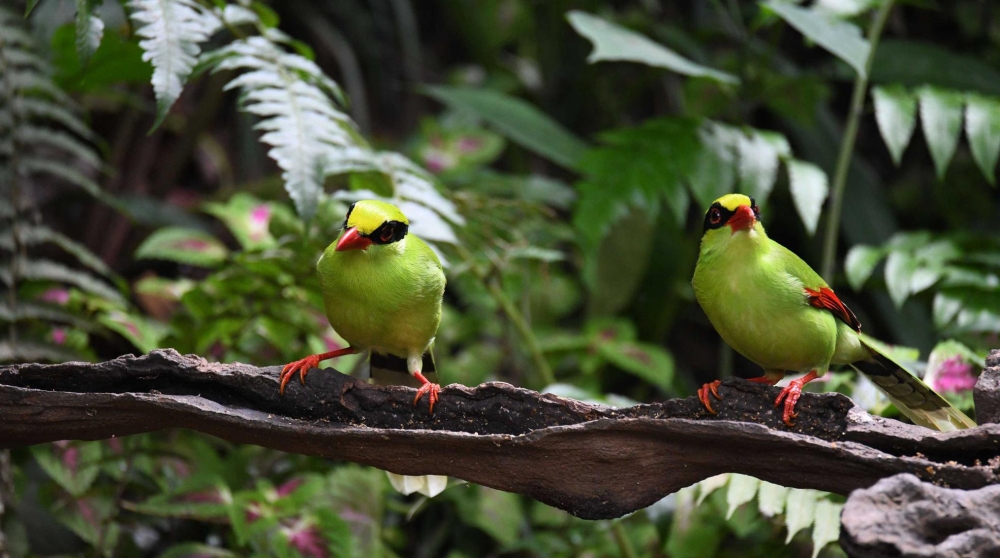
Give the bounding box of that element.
[805,286,862,332]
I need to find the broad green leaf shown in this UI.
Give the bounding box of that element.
[811,500,843,558]
[872,85,917,166]
[160,544,239,558]
[918,86,964,180]
[597,340,675,391]
[736,130,789,204]
[51,23,153,93]
[725,475,760,519]
[566,11,738,85]
[74,0,104,64]
[756,482,789,518]
[688,122,738,208]
[422,86,588,170]
[764,0,871,78]
[202,193,279,250]
[135,227,228,267]
[964,94,1000,185]
[98,311,169,353]
[786,159,829,236]
[884,250,919,307]
[844,244,884,290]
[784,489,820,543]
[696,474,730,506]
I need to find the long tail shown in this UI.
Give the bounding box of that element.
[853,338,976,431]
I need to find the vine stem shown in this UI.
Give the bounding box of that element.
[453,244,556,387]
[819,0,896,281]
[610,520,638,558]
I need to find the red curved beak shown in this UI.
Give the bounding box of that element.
[335,227,373,251]
[728,205,756,232]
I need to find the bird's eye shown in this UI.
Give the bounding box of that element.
[709,208,722,225]
[380,226,394,242]
[752,204,760,219]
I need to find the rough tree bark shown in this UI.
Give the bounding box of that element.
[1,349,999,522]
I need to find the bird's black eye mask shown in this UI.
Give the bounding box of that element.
[342,202,356,230]
[702,197,760,232]
[369,220,409,245]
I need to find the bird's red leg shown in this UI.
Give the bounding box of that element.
[773,370,820,427]
[412,371,441,413]
[279,347,359,395]
[697,380,723,415]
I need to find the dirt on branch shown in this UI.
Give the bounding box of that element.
[2,349,999,520]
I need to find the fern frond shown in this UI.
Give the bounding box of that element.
[0,224,117,279]
[0,301,95,330]
[127,0,221,129]
[0,339,83,363]
[74,0,105,63]
[0,260,124,306]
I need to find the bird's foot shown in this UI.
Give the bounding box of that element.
[773,371,820,427]
[280,355,320,395]
[697,380,723,415]
[412,371,441,413]
[279,347,359,395]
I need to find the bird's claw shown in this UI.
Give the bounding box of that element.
[413,382,441,413]
[697,380,723,415]
[279,355,320,395]
[774,384,803,427]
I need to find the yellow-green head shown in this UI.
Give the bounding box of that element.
[335,200,410,252]
[700,193,767,252]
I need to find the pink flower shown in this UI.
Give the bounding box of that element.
[421,148,456,174]
[60,444,79,472]
[51,328,67,345]
[285,522,328,558]
[932,357,977,393]
[276,478,305,498]
[40,288,70,305]
[456,136,483,153]
[180,488,224,504]
[245,503,263,524]
[322,334,341,353]
[249,204,272,241]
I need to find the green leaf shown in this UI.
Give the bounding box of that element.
[918,86,964,180]
[811,500,842,558]
[964,93,1000,185]
[25,0,41,16]
[98,311,169,352]
[872,85,917,166]
[422,86,588,170]
[51,23,153,94]
[470,487,523,547]
[756,481,789,518]
[784,489,820,543]
[725,475,760,520]
[872,40,1000,96]
[160,544,240,558]
[32,442,102,497]
[786,159,829,236]
[202,193,279,250]
[688,122,738,208]
[884,250,919,307]
[844,244,885,290]
[565,11,738,85]
[574,117,701,247]
[74,0,104,64]
[736,130,789,204]
[134,227,229,267]
[596,339,675,391]
[0,339,82,363]
[764,0,871,78]
[696,474,729,506]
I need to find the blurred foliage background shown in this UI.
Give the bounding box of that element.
[1,0,999,556]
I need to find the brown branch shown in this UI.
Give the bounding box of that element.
[1,349,999,520]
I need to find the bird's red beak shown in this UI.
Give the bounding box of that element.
[728,205,756,232]
[335,227,373,251]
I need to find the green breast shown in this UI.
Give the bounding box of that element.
[316,237,445,357]
[692,238,837,372]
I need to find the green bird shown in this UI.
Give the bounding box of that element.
[280,199,447,412]
[692,194,975,431]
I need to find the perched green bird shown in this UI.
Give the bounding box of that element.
[280,199,447,412]
[692,194,975,431]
